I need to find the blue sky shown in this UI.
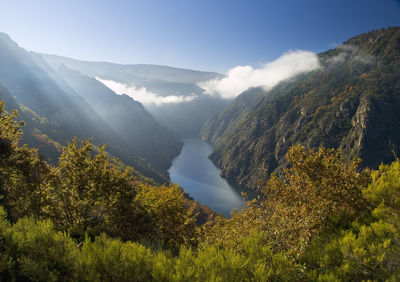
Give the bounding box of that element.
[0,0,399,72]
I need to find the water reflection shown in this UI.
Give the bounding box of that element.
[168,138,243,217]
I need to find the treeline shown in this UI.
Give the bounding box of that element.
[1,100,400,281]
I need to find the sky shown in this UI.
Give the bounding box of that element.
[0,0,399,73]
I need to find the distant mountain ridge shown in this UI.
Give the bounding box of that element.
[40,53,228,138]
[40,53,221,85]
[201,27,400,191]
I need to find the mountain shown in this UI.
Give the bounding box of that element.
[40,53,228,138]
[40,54,220,84]
[0,32,182,182]
[53,64,182,172]
[0,33,112,154]
[201,27,400,191]
[0,34,104,138]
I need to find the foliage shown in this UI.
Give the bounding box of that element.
[202,146,370,256]
[313,159,400,280]
[0,101,197,251]
[80,233,153,281]
[46,138,136,234]
[0,101,53,221]
[261,146,370,254]
[0,212,298,282]
[0,207,80,281]
[3,97,400,280]
[135,183,197,249]
[319,220,400,281]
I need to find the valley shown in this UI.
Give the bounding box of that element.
[168,138,243,216]
[0,13,400,279]
[1,27,400,212]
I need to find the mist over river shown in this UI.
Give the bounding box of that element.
[168,138,244,217]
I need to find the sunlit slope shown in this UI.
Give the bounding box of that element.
[0,32,182,182]
[40,52,228,138]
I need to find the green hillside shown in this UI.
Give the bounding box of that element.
[202,27,400,191]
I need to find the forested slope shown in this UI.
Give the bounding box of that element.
[202,27,400,190]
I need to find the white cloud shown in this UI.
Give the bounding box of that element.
[354,53,375,65]
[326,44,375,65]
[95,78,196,105]
[326,52,348,64]
[198,50,320,99]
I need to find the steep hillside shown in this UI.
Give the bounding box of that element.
[54,64,182,172]
[202,27,400,190]
[0,33,108,143]
[0,33,181,182]
[0,83,62,161]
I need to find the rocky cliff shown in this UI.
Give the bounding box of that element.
[201,27,400,191]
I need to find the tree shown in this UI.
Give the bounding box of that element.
[0,101,52,221]
[202,145,371,257]
[315,160,400,280]
[262,145,370,254]
[135,183,197,249]
[46,138,136,237]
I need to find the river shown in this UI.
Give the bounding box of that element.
[168,138,244,217]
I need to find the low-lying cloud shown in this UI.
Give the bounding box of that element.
[326,44,375,65]
[198,50,320,99]
[95,78,195,105]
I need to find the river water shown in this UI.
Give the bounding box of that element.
[168,138,244,217]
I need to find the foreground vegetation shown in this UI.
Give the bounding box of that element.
[1,100,400,281]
